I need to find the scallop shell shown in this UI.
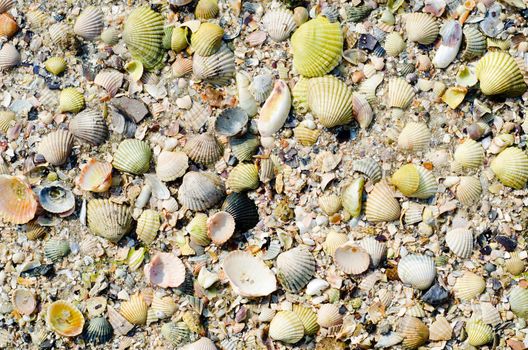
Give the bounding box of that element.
[156,151,188,182]
[137,209,160,245]
[365,180,401,222]
[77,159,112,192]
[229,133,259,161]
[334,243,370,275]
[352,94,373,129]
[509,286,528,319]
[161,322,191,347]
[59,88,85,113]
[455,176,481,206]
[74,6,104,40]
[257,80,291,137]
[215,107,248,137]
[69,109,109,145]
[276,246,316,293]
[490,147,528,189]
[0,175,37,224]
[292,77,309,114]
[250,74,273,103]
[195,0,219,19]
[87,199,132,242]
[222,192,259,232]
[184,133,223,165]
[262,8,297,42]
[461,26,486,61]
[453,139,484,171]
[39,183,75,214]
[445,228,473,258]
[398,316,429,349]
[84,317,113,344]
[48,22,71,47]
[391,164,420,196]
[181,338,218,350]
[387,78,414,110]
[112,139,152,174]
[398,122,430,152]
[0,110,15,133]
[307,75,353,128]
[318,193,341,216]
[358,73,384,104]
[187,213,210,246]
[360,236,386,268]
[384,32,406,57]
[269,311,304,344]
[46,300,85,337]
[480,302,502,326]
[0,13,18,39]
[235,71,257,117]
[178,172,225,211]
[341,176,364,218]
[317,304,343,328]
[11,289,36,315]
[404,202,424,225]
[107,305,133,336]
[94,70,123,97]
[412,165,437,199]
[172,56,193,77]
[466,319,493,346]
[120,294,148,325]
[170,26,189,53]
[453,271,486,301]
[475,51,527,97]
[44,57,67,75]
[25,220,46,240]
[352,158,382,182]
[191,22,223,56]
[123,6,165,70]
[429,316,452,341]
[144,252,186,288]
[294,124,320,146]
[505,253,525,275]
[292,305,319,335]
[100,27,119,45]
[226,163,259,192]
[0,0,14,13]
[207,211,235,245]
[398,254,436,290]
[291,16,343,77]
[26,8,49,29]
[404,13,439,45]
[222,251,276,297]
[38,129,74,166]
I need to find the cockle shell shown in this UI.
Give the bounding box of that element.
[100,27,119,45]
[137,209,160,244]
[195,0,219,19]
[476,51,527,97]
[292,305,318,335]
[128,247,145,271]
[222,251,276,297]
[466,319,493,346]
[398,254,436,290]
[442,86,467,109]
[120,294,148,325]
[0,110,15,133]
[404,13,439,45]
[69,109,109,145]
[161,322,191,347]
[257,80,291,137]
[307,75,353,128]
[226,163,259,192]
[222,192,259,232]
[294,124,320,146]
[48,22,72,47]
[490,147,528,189]
[445,228,473,258]
[59,88,85,113]
[151,295,177,319]
[509,286,528,318]
[360,236,386,268]
[433,20,462,68]
[429,316,452,341]
[184,133,223,165]
[38,129,74,166]
[0,13,18,39]
[276,246,316,292]
[453,139,484,171]
[207,211,235,245]
[170,26,188,53]
[144,252,186,288]
[352,158,382,182]
[479,302,502,326]
[318,193,341,216]
[193,44,235,85]
[322,230,348,256]
[365,180,401,222]
[156,151,188,182]
[113,139,152,174]
[334,243,370,275]
[178,172,225,211]
[0,0,14,13]
[47,301,85,337]
[341,176,364,218]
[453,271,486,301]
[0,43,20,70]
[172,56,193,77]
[44,239,70,262]
[453,177,481,205]
[391,164,420,196]
[292,77,309,114]
[461,26,486,61]
[74,6,104,40]
[0,175,37,224]
[398,122,431,152]
[269,311,304,344]
[387,78,414,110]
[398,316,429,349]
[235,72,258,117]
[262,8,297,42]
[412,165,437,199]
[187,213,210,246]
[77,159,112,192]
[84,317,113,344]
[44,57,67,75]
[181,338,218,350]
[87,199,132,242]
[250,74,273,103]
[25,220,46,240]
[505,253,525,275]
[352,94,373,129]
[384,32,406,57]
[317,304,343,328]
[229,133,259,161]
[94,70,123,97]
[190,22,223,56]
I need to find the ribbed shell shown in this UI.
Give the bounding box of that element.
[384,32,406,57]
[178,172,225,211]
[412,165,437,199]
[490,147,528,190]
[222,251,276,297]
[387,78,414,110]
[475,51,527,97]
[26,9,49,29]
[77,159,112,193]
[352,93,373,129]
[307,75,353,128]
[292,77,309,114]
[84,317,113,344]
[429,316,452,341]
[398,316,429,349]
[269,311,305,344]
[466,319,493,346]
[136,209,160,244]
[509,286,528,319]
[193,44,235,85]
[112,139,152,174]
[181,337,218,350]
[94,70,123,97]
[120,294,148,325]
[334,243,370,275]
[46,300,85,337]
[479,302,502,326]
[292,305,319,335]
[161,322,191,347]
[250,74,273,103]
[0,43,20,70]
[404,202,424,225]
[453,271,486,301]
[398,254,436,290]
[276,246,316,292]
[184,133,223,165]
[322,230,348,256]
[69,109,109,145]
[318,193,341,216]
[48,22,71,46]
[456,176,482,206]
[262,8,297,42]
[365,180,401,222]
[0,176,37,224]
[391,164,420,196]
[182,102,211,132]
[258,157,276,183]
[317,304,343,328]
[230,133,259,161]
[187,213,210,246]
[0,110,15,133]
[74,6,104,40]
[100,27,119,45]
[38,129,74,166]
[291,16,343,77]
[25,220,46,240]
[222,192,259,232]
[44,57,67,75]
[398,122,430,152]
[156,151,188,182]
[360,236,386,268]
[195,0,219,19]
[44,239,70,262]
[226,163,259,192]
[453,139,484,170]
[352,158,382,182]
[151,296,177,318]
[87,199,132,242]
[445,228,473,258]
[190,23,223,57]
[172,56,193,77]
[405,13,439,45]
[59,88,85,113]
[107,306,133,336]
[294,124,320,146]
[0,0,14,13]
[461,26,486,61]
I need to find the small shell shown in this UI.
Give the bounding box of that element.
[276,246,316,293]
[215,107,248,137]
[456,65,478,87]
[398,122,430,152]
[39,183,75,214]
[307,75,353,128]
[258,157,276,183]
[222,192,259,232]
[352,158,382,182]
[229,133,260,161]
[25,220,46,240]
[195,0,219,19]
[461,26,486,61]
[352,94,373,129]
[455,176,482,206]
[0,43,20,70]
[235,71,257,117]
[429,316,452,341]
[0,0,14,13]
[292,305,319,335]
[44,57,67,75]
[112,139,152,174]
[317,304,343,328]
[262,8,297,42]
[480,302,502,326]
[391,164,420,196]
[172,56,193,77]
[190,22,223,56]
[69,109,109,145]
[0,110,15,133]
[292,77,309,114]
[257,80,292,137]
[384,32,406,57]
[412,165,437,199]
[475,51,527,97]
[94,70,124,97]
[120,294,148,325]
[137,209,160,245]
[359,236,386,268]
[505,253,525,275]
[84,317,113,344]
[12,289,36,315]
[87,199,132,242]
[323,230,348,256]
[250,74,274,103]
[193,44,235,86]
[156,151,188,182]
[107,306,133,336]
[404,13,439,45]
[357,73,383,104]
[294,124,320,146]
[293,7,309,26]
[181,338,218,350]
[171,27,189,53]
[46,300,85,337]
[318,193,341,216]
[453,139,484,171]
[100,27,119,45]
[0,13,18,39]
[445,228,473,258]
[226,163,259,192]
[442,86,467,109]
[365,181,401,222]
[161,322,191,347]
[269,311,305,344]
[26,8,49,29]
[128,247,145,271]
[49,22,72,47]
[38,129,74,166]
[77,159,112,193]
[509,286,528,319]
[74,6,104,40]
[466,319,493,346]
[222,251,277,297]
[453,271,486,301]
[184,133,223,165]
[151,296,177,319]
[124,60,144,81]
[346,5,373,22]
[334,243,370,275]
[178,172,225,211]
[387,78,414,110]
[398,316,429,349]
[398,254,436,290]
[0,175,38,224]
[187,213,211,246]
[341,177,364,218]
[59,88,85,113]
[490,147,528,189]
[207,211,235,245]
[182,102,211,132]
[433,20,462,69]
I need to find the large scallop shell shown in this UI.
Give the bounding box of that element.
[120,294,148,325]
[257,80,291,137]
[94,70,123,97]
[269,311,305,344]
[190,22,223,56]
[222,251,276,297]
[317,304,343,328]
[178,172,225,211]
[429,316,452,341]
[84,317,113,344]
[384,32,406,57]
[226,163,259,192]
[365,180,401,222]
[398,316,429,349]
[398,254,436,290]
[46,300,85,337]
[137,209,160,245]
[12,288,36,315]
[461,26,486,61]
[0,43,20,70]
[112,139,152,174]
[262,8,297,42]
[0,175,37,224]
[222,192,259,232]
[455,176,482,206]
[195,0,219,20]
[87,199,132,242]
[360,236,386,268]
[307,75,354,128]
[276,246,316,292]
[475,51,527,97]
[291,16,343,78]
[156,151,188,182]
[490,147,528,190]
[453,139,484,171]
[453,271,485,301]
[74,6,104,40]
[144,252,186,288]
[77,159,112,192]
[466,319,493,346]
[398,122,430,152]
[38,129,74,166]
[69,109,109,145]
[184,133,223,165]
[193,44,235,86]
[207,211,235,245]
[509,286,528,319]
[334,243,370,275]
[387,78,414,110]
[404,13,439,45]
[445,228,473,258]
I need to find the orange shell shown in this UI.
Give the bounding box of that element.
[46,300,85,337]
[0,13,18,39]
[77,159,112,192]
[0,175,38,224]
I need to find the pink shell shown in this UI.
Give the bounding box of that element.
[144,252,186,288]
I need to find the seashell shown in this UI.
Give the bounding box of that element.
[412,165,437,199]
[69,109,109,145]
[307,75,353,128]
[276,246,316,293]
[229,133,259,161]
[12,289,36,315]
[47,300,85,337]
[207,211,235,245]
[334,243,370,275]
[182,102,211,132]
[123,6,165,70]
[352,158,382,183]
[358,73,383,104]
[257,80,291,137]
[0,110,15,133]
[26,8,48,29]
[341,176,364,218]
[74,6,104,40]
[404,202,424,225]
[258,156,277,183]
[193,44,235,85]
[250,74,273,104]
[433,20,462,68]
[77,159,112,192]
[226,163,259,192]
[480,302,502,326]
[461,26,486,61]
[475,51,527,97]
[293,7,309,26]
[359,236,386,268]
[196,0,219,19]
[113,139,152,174]
[178,172,225,211]
[292,77,309,114]
[398,316,429,349]
[398,122,430,152]
[128,247,146,271]
[453,139,484,171]
[172,56,193,77]
[161,322,191,347]
[215,107,248,137]
[94,70,123,97]
[352,94,373,129]
[262,240,281,261]
[318,193,341,216]
[0,13,18,39]
[505,253,525,275]
[456,65,478,87]
[269,311,304,344]
[407,303,426,318]
[190,22,223,56]
[294,124,320,146]
[235,72,257,117]
[291,16,343,77]
[170,0,193,5]
[107,306,133,336]
[124,60,144,81]
[187,213,210,246]
[262,8,297,42]
[144,252,186,288]
[365,180,401,222]
[184,133,223,165]
[59,88,85,113]
[120,294,148,325]
[137,209,160,245]
[222,192,259,232]
[168,26,186,53]
[38,129,74,166]
[181,338,218,350]
[453,271,486,301]
[429,316,452,341]
[488,134,515,155]
[87,199,132,242]
[156,151,188,182]
[84,317,113,344]
[44,57,67,75]
[404,13,439,45]
[0,175,37,224]
[322,230,348,257]
[490,147,528,189]
[346,5,373,22]
[445,228,473,258]
[39,183,75,214]
[398,254,436,290]
[151,296,177,319]
[292,305,318,335]
[223,251,276,297]
[387,78,414,110]
[49,22,72,47]
[0,0,14,13]
[442,86,467,109]
[384,32,406,57]
[100,27,119,45]
[391,164,420,196]
[509,286,528,318]
[25,220,46,240]
[466,319,493,346]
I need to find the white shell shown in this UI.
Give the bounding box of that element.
[235,71,258,117]
[334,243,370,275]
[317,304,343,328]
[262,9,297,42]
[222,251,277,297]
[397,254,436,290]
[453,271,485,301]
[445,228,473,258]
[257,80,291,137]
[359,236,386,268]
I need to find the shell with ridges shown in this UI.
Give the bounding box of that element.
[44,239,70,262]
[384,32,406,57]
[453,139,484,171]
[461,26,486,61]
[490,147,528,190]
[0,110,15,133]
[276,246,316,293]
[365,180,401,222]
[404,13,439,45]
[59,88,85,113]
[193,44,235,86]
[387,78,414,110]
[322,230,348,256]
[74,6,104,40]
[107,306,133,336]
[294,124,320,146]
[69,109,109,145]
[190,22,223,56]
[184,133,223,165]
[250,74,273,103]
[77,159,112,193]
[307,75,353,128]
[46,300,85,337]
[222,192,259,232]
[151,296,177,319]
[334,243,370,275]
[475,51,527,97]
[0,0,14,13]
[120,294,148,325]
[466,319,493,346]
[262,8,297,42]
[226,163,259,192]
[398,122,430,152]
[170,26,188,53]
[44,57,67,75]
[87,199,132,242]
[360,236,386,268]
[398,316,429,349]
[453,271,486,301]
[352,94,373,129]
[84,317,113,344]
[94,70,124,97]
[222,251,277,297]
[429,316,452,341]
[352,158,382,182]
[38,129,74,166]
[229,133,259,161]
[113,139,152,174]
[269,311,305,344]
[181,338,218,350]
[0,175,37,224]
[455,176,482,206]
[195,0,219,19]
[100,27,119,45]
[178,172,225,211]
[412,165,437,199]
[509,286,528,319]
[137,209,160,245]
[317,304,343,328]
[144,252,186,288]
[161,322,191,347]
[480,302,502,326]
[292,77,309,114]
[292,305,319,335]
[156,151,188,182]
[187,213,210,246]
[398,254,436,290]
[391,164,420,196]
[25,220,46,240]
[445,228,473,258]
[48,22,72,47]
[318,193,341,216]
[172,56,193,77]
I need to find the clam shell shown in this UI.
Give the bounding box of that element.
[222,192,259,232]
[207,211,235,245]
[429,316,452,341]
[257,80,291,137]
[398,122,430,152]
[123,6,165,70]
[190,22,223,56]
[193,44,235,86]
[404,13,439,45]
[187,213,210,246]
[11,288,36,315]
[182,102,211,132]
[453,139,484,171]
[291,16,343,77]
[442,86,467,109]
[334,243,370,275]
[222,251,276,297]
[387,78,414,110]
[412,165,437,199]
[161,322,191,347]
[365,180,401,222]
[398,316,429,349]
[490,147,528,189]
[172,56,193,77]
[341,176,364,218]
[0,110,15,133]
[124,60,144,81]
[184,133,223,165]
[352,94,373,129]
[391,164,420,196]
[25,220,46,240]
[352,158,382,182]
[262,8,297,42]
[453,271,486,301]
[479,302,502,326]
[0,0,14,13]
[94,70,124,97]
[226,163,259,192]
[178,171,225,211]
[509,286,528,319]
[137,209,160,244]
[120,294,148,325]
[151,295,177,318]
[384,32,406,57]
[156,151,188,181]
[59,87,85,113]
[112,139,152,174]
[38,129,74,166]
[215,107,248,137]
[307,75,353,128]
[358,73,384,104]
[466,319,493,346]
[101,27,119,45]
[69,109,109,145]
[294,124,320,146]
[181,337,218,350]
[454,176,481,206]
[77,159,112,192]
[317,304,343,328]
[461,26,486,61]
[107,306,133,336]
[84,317,113,344]
[26,8,49,29]
[0,175,37,224]
[39,183,75,214]
[475,51,527,97]
[505,253,525,275]
[269,311,304,344]
[407,303,426,318]
[229,133,259,161]
[46,300,85,337]
[74,6,104,40]
[44,57,67,75]
[250,74,273,103]
[323,230,348,256]
[144,252,186,288]
[445,228,473,258]
[276,246,316,292]
[397,254,436,290]
[292,77,309,114]
[48,22,71,47]
[404,202,424,225]
[235,71,257,117]
[195,0,219,19]
[359,236,386,268]
[87,199,132,242]
[292,305,319,335]
[318,193,341,216]
[171,27,189,53]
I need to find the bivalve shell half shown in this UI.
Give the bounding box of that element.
[77,159,112,192]
[461,26,486,61]
[294,124,320,146]
[112,139,152,175]
[136,209,160,245]
[74,6,104,40]
[0,110,15,133]
[490,147,528,189]
[144,252,186,288]
[0,43,20,70]
[178,172,225,211]
[384,32,406,57]
[101,27,119,45]
[387,78,414,110]
[404,13,439,45]
[475,51,527,97]
[257,80,291,137]
[44,57,67,76]
[0,0,14,13]
[453,271,486,301]
[251,74,273,103]
[453,139,484,171]
[181,338,218,350]
[412,165,437,199]
[170,27,189,53]
[360,236,386,268]
[59,88,85,113]
[46,300,85,337]
[0,175,37,224]
[292,77,309,114]
[222,192,259,232]
[0,13,18,39]
[69,109,109,145]
[262,8,297,42]
[25,220,46,240]
[48,22,72,47]
[12,289,36,316]
[269,311,304,344]
[317,304,343,328]
[161,322,191,347]
[322,230,348,257]
[207,211,235,245]
[230,133,259,161]
[318,193,341,216]
[365,180,401,222]
[94,70,123,97]
[193,44,235,86]
[445,228,473,258]
[187,213,210,246]
[172,56,193,77]
[84,317,113,344]
[352,93,373,129]
[509,286,528,319]
[466,319,493,346]
[480,302,502,326]
[190,22,223,56]
[292,305,319,335]
[398,316,429,349]
[195,0,219,19]
[334,243,370,275]
[455,176,482,206]
[391,164,420,196]
[398,254,436,290]
[39,183,75,214]
[215,107,248,137]
[38,129,74,166]
[156,151,188,182]
[276,246,316,293]
[184,133,223,165]
[307,75,353,128]
[87,199,132,242]
[352,158,382,182]
[398,122,430,152]
[226,163,259,192]
[222,251,276,297]
[358,73,383,104]
[120,294,148,326]
[429,316,452,341]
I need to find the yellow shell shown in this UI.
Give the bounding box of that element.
[59,88,85,113]
[188,213,211,246]
[384,32,406,57]
[184,133,223,165]
[453,271,485,301]
[398,122,430,152]
[190,22,224,56]
[442,86,467,109]
[171,26,189,53]
[391,164,420,196]
[0,110,15,133]
[429,316,452,341]
[137,209,160,245]
[405,13,439,45]
[87,199,132,242]
[490,147,528,189]
[0,175,38,224]
[226,163,259,192]
[38,129,74,166]
[475,51,527,97]
[294,124,320,146]
[307,75,353,128]
[509,286,528,319]
[73,6,104,41]
[195,0,219,19]
[291,16,343,78]
[292,77,310,114]
[292,305,318,335]
[322,230,348,256]
[505,253,525,275]
[120,294,148,326]
[46,300,85,337]
[269,311,305,344]
[453,139,484,171]
[365,180,401,222]
[113,139,152,175]
[387,78,414,110]
[44,57,67,75]
[466,319,494,346]
[455,176,482,206]
[124,60,144,81]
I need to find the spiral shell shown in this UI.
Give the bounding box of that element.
[59,88,85,113]
[276,246,316,293]
[475,51,527,97]
[269,311,305,344]
[398,254,436,290]
[195,0,219,19]
[69,109,109,145]
[87,199,132,242]
[490,147,528,189]
[222,251,276,297]
[365,180,401,222]
[47,300,85,337]
[466,319,493,346]
[112,139,152,174]
[262,8,297,42]
[120,294,148,325]
[156,151,188,182]
[94,70,124,97]
[184,133,223,165]
[0,43,21,70]
[453,271,486,301]
[193,44,235,85]
[398,316,429,349]
[307,75,353,128]
[136,209,160,245]
[398,122,430,152]
[226,163,259,192]
[404,13,439,45]
[178,172,225,211]
[38,129,74,166]
[74,6,104,40]
[445,228,473,258]
[0,175,37,224]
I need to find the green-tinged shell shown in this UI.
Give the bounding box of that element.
[0,110,15,133]
[38,129,74,166]
[453,271,485,301]
[230,133,259,161]
[307,75,353,128]
[490,147,528,189]
[384,32,406,57]
[398,316,429,349]
[509,286,528,319]
[222,192,259,232]
[462,26,486,61]
[276,246,316,293]
[136,209,160,245]
[365,180,401,222]
[269,311,305,344]
[100,27,119,45]
[412,165,437,199]
[358,73,383,104]
[445,228,473,258]
[475,51,527,97]
[404,13,439,45]
[342,176,364,218]
[112,139,152,174]
[195,0,219,19]
[453,139,484,171]
[346,5,372,22]
[398,122,430,152]
[69,109,109,146]
[294,124,320,146]
[171,26,189,53]
[84,317,113,344]
[161,322,191,347]
[87,199,132,243]
[318,193,341,216]
[487,37,510,50]
[226,163,259,192]
[44,57,67,75]
[398,254,436,290]
[190,22,223,56]
[456,176,482,206]
[46,300,85,337]
[123,6,165,70]
[292,77,309,114]
[127,247,145,271]
[387,78,414,110]
[187,213,210,246]
[291,16,343,78]
[178,171,225,211]
[352,158,382,182]
[59,88,85,113]
[466,319,493,346]
[74,6,104,41]
[184,133,223,165]
[162,26,174,50]
[456,65,478,87]
[292,305,319,335]
[391,164,420,196]
[125,60,144,81]
[120,294,148,325]
[193,44,235,85]
[44,239,70,262]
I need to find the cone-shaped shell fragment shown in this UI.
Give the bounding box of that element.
[59,88,85,113]
[398,254,436,290]
[291,16,343,77]
[178,172,225,211]
[74,6,104,40]
[262,8,297,42]
[269,311,305,344]
[276,246,316,292]
[257,80,291,136]
[193,44,235,85]
[445,228,473,258]
[365,181,401,222]
[398,122,430,152]
[222,251,277,297]
[307,75,353,128]
[0,175,37,224]
[398,316,429,349]
[69,109,109,145]
[405,13,439,45]
[112,139,152,174]
[38,129,74,166]
[475,51,527,97]
[490,147,528,189]
[46,300,85,337]
[87,199,132,242]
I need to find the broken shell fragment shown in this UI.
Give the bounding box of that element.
[342,176,364,218]
[433,20,462,69]
[222,251,276,297]
[12,289,36,315]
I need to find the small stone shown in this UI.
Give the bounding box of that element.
[484,263,496,273]
[422,284,449,306]
[111,97,149,123]
[176,96,192,109]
